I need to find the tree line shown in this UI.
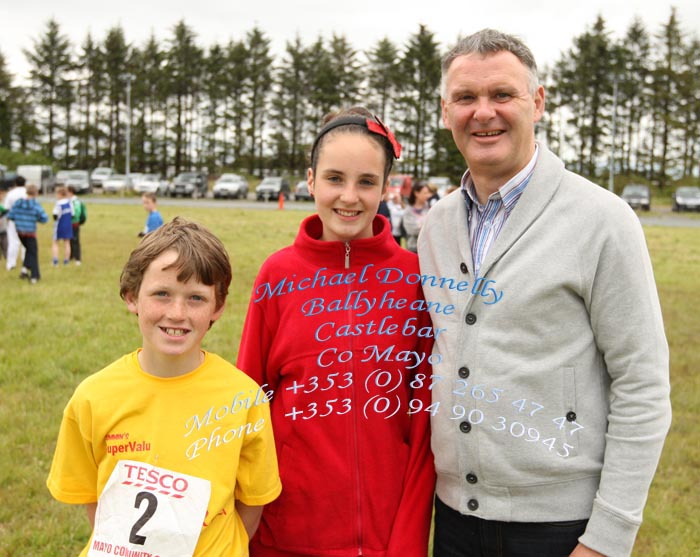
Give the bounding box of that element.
[0,7,698,189]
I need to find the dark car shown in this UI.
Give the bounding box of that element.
[620,184,651,211]
[1,170,18,190]
[168,172,208,198]
[672,186,700,212]
[294,180,313,201]
[255,176,291,201]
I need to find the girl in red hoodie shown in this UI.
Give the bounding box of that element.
[238,107,436,557]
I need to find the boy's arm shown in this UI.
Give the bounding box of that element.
[85,502,97,529]
[235,501,263,540]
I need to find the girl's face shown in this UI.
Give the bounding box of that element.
[308,132,387,243]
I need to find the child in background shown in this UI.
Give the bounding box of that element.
[52,185,73,265]
[67,185,86,265]
[0,189,8,261]
[7,184,49,283]
[139,192,163,237]
[47,217,281,557]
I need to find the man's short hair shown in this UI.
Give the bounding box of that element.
[119,217,232,310]
[15,175,26,187]
[441,28,539,98]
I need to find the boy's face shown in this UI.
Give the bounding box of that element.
[124,250,225,376]
[142,196,156,212]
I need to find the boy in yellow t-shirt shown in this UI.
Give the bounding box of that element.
[47,217,281,557]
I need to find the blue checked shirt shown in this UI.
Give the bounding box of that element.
[461,146,539,276]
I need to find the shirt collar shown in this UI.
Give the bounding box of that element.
[461,144,539,211]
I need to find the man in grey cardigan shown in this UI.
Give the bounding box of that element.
[418,29,671,557]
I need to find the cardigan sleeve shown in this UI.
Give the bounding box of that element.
[577,204,672,557]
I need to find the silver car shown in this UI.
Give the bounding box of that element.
[133,173,168,195]
[213,174,249,199]
[102,174,133,193]
[672,186,700,212]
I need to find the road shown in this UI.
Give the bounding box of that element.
[38,194,700,226]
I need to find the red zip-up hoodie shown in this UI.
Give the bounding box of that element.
[238,215,436,557]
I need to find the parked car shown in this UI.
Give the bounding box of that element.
[16,164,55,194]
[294,180,313,201]
[212,173,249,199]
[102,174,133,193]
[58,170,91,194]
[672,186,700,212]
[168,172,208,198]
[256,176,291,201]
[133,173,169,195]
[620,184,651,211]
[90,167,115,189]
[1,170,18,190]
[388,174,413,199]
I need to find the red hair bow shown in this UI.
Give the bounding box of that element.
[367,116,402,159]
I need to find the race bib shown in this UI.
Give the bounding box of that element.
[88,460,211,557]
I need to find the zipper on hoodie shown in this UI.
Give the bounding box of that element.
[344,239,364,554]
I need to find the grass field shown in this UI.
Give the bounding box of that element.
[0,201,697,556]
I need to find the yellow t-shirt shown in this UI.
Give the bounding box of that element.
[47,350,281,557]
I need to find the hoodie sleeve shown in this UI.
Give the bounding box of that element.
[237,265,278,392]
[386,305,436,557]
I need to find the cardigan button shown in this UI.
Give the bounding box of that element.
[460,262,468,274]
[467,499,479,511]
[459,421,472,433]
[465,313,477,325]
[458,366,470,379]
[466,473,478,484]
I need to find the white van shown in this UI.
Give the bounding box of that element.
[16,165,55,194]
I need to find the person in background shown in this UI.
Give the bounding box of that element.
[52,185,73,266]
[402,182,432,253]
[67,185,86,265]
[7,184,48,284]
[386,189,406,245]
[419,28,671,557]
[0,189,8,261]
[139,192,163,237]
[238,106,435,557]
[5,175,27,271]
[47,217,281,557]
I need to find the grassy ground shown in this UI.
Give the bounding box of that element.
[0,203,697,556]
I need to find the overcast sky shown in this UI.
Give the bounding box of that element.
[2,0,699,82]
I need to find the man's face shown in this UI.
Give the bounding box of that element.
[441,51,545,186]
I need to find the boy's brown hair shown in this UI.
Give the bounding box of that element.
[25,184,39,197]
[142,192,157,203]
[119,217,232,310]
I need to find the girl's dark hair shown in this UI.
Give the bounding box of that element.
[309,106,396,181]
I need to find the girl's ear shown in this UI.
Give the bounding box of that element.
[306,168,315,195]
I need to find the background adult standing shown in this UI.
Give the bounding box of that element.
[418,29,671,557]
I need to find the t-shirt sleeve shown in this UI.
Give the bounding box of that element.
[234,394,281,507]
[46,396,99,504]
